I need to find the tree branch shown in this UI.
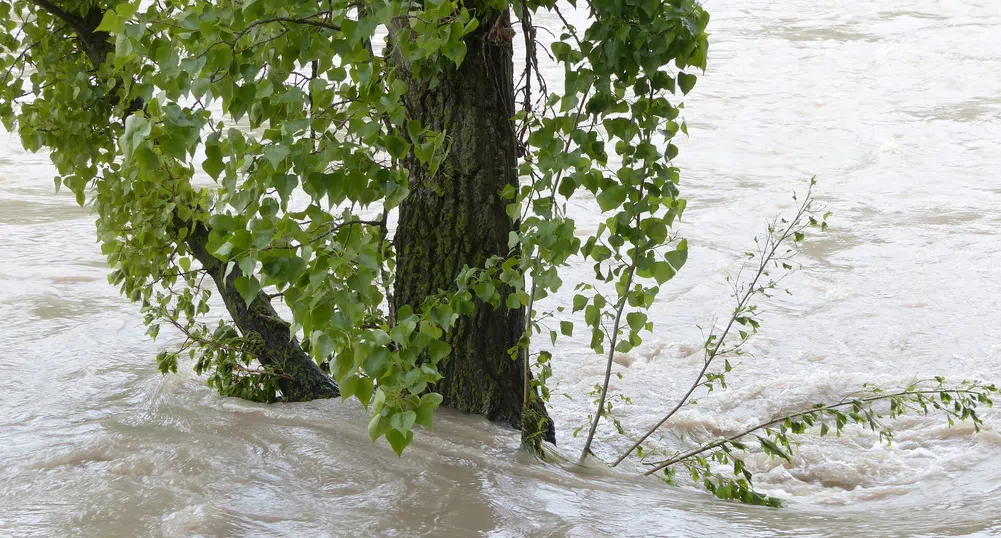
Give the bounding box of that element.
[614,187,816,467]
[26,0,110,66]
[26,0,90,36]
[642,386,991,476]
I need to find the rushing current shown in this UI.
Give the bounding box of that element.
[2,1,1000,536]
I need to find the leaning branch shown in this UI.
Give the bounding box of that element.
[614,187,816,467]
[577,262,635,463]
[578,184,644,463]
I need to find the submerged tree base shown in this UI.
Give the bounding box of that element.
[521,402,557,456]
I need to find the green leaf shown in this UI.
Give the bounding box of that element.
[429,305,453,328]
[368,413,385,441]
[385,428,413,457]
[665,245,688,271]
[314,333,334,361]
[94,11,121,34]
[213,242,233,258]
[626,312,647,332]
[474,281,495,302]
[115,2,139,21]
[678,72,697,95]
[202,146,224,180]
[234,275,260,307]
[390,410,417,434]
[665,144,679,160]
[415,392,444,429]
[756,435,792,462]
[135,146,159,171]
[596,185,627,212]
[551,42,572,61]
[340,374,359,401]
[120,115,151,157]
[363,348,389,378]
[560,321,574,337]
[428,339,451,362]
[356,376,375,408]
[406,120,422,142]
[275,174,298,205]
[390,318,416,347]
[651,261,676,284]
[264,145,290,168]
[442,41,467,68]
[384,134,409,159]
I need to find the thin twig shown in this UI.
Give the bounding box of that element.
[613,188,815,467]
[0,32,55,87]
[578,264,636,463]
[165,317,293,380]
[523,278,538,409]
[578,182,645,462]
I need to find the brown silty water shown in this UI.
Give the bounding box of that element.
[2,1,1001,536]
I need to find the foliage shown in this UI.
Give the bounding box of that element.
[508,0,707,462]
[1,0,995,508]
[0,0,709,455]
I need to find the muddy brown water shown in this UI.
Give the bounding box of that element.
[2,1,1001,536]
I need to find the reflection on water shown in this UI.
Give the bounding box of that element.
[2,0,1001,536]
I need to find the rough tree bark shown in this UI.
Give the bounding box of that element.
[392,6,556,443]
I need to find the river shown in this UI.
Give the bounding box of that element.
[2,1,1001,536]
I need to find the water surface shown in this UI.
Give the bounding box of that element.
[2,1,1001,536]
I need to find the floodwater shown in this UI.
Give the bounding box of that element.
[2,1,1001,536]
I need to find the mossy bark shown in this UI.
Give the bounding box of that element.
[186,223,339,402]
[392,7,555,443]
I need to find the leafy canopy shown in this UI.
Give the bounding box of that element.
[0,0,708,456]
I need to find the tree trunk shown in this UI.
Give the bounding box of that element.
[393,7,555,443]
[186,224,339,402]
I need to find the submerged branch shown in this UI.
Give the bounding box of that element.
[642,384,995,476]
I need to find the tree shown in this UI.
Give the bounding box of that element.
[0,0,709,452]
[2,0,996,506]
